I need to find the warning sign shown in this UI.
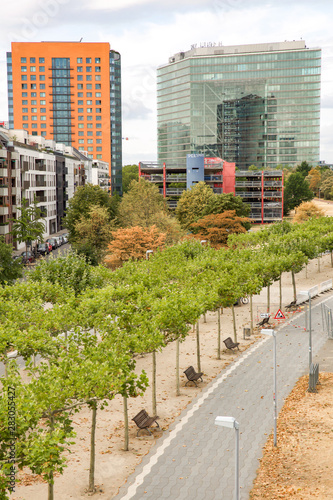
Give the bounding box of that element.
[274,309,285,320]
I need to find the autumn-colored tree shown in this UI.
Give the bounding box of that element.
[306,168,321,194]
[319,170,333,199]
[104,225,166,269]
[293,201,325,223]
[189,210,250,248]
[175,182,216,229]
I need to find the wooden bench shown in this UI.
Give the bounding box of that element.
[223,337,240,351]
[183,366,203,387]
[132,410,159,436]
[257,316,270,327]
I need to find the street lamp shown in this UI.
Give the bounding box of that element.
[146,249,153,260]
[261,329,277,446]
[299,290,312,369]
[215,416,240,500]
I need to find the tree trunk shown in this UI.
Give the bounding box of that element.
[203,313,207,323]
[250,295,253,335]
[176,338,180,396]
[152,350,157,416]
[196,321,201,373]
[331,250,333,268]
[267,284,270,314]
[123,397,129,451]
[306,263,308,279]
[292,270,297,302]
[232,305,237,343]
[88,402,97,492]
[279,276,282,311]
[48,472,54,500]
[318,255,321,273]
[217,308,221,360]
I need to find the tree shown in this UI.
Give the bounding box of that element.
[203,192,251,229]
[189,211,250,248]
[319,170,333,199]
[306,168,321,194]
[175,182,216,229]
[283,172,314,214]
[71,205,114,265]
[11,198,45,254]
[104,225,166,269]
[293,201,325,223]
[296,161,312,177]
[117,178,167,228]
[248,164,259,171]
[63,184,118,240]
[0,237,23,285]
[122,164,139,193]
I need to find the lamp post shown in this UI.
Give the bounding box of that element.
[215,416,240,500]
[261,329,277,446]
[146,249,153,260]
[299,290,312,369]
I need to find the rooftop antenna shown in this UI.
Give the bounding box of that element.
[80,37,83,42]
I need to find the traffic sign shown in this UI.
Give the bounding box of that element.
[274,309,285,320]
[260,313,270,318]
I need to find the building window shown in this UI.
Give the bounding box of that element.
[77,75,83,81]
[31,84,37,89]
[78,92,83,97]
[40,100,46,105]
[78,100,83,105]
[40,92,46,97]
[22,92,28,96]
[87,116,93,121]
[30,75,36,81]
[87,124,93,128]
[21,66,27,72]
[78,116,84,121]
[30,58,35,63]
[40,107,46,112]
[95,66,101,72]
[23,124,29,128]
[96,131,102,136]
[78,108,84,113]
[77,66,83,72]
[86,75,92,81]
[30,66,36,72]
[79,146,84,151]
[31,107,37,112]
[96,147,102,151]
[22,84,27,89]
[41,124,46,128]
[31,92,37,97]
[96,154,102,159]
[86,92,92,97]
[31,100,37,104]
[95,84,101,89]
[77,57,82,63]
[39,57,45,63]
[96,139,102,144]
[39,66,45,72]
[86,58,91,63]
[78,124,84,128]
[87,131,93,136]
[21,75,27,81]
[31,116,37,121]
[95,75,101,81]
[95,93,101,98]
[39,75,45,81]
[78,131,84,136]
[87,147,93,151]
[87,107,92,112]
[87,100,92,105]
[95,57,100,63]
[95,100,101,105]
[86,84,92,89]
[41,131,46,137]
[22,116,28,121]
[39,84,45,89]
[96,108,102,113]
[31,124,37,129]
[78,139,84,144]
[96,116,101,120]
[40,116,46,121]
[22,100,28,105]
[21,57,26,63]
[86,66,92,72]
[87,139,93,144]
[78,84,83,89]
[96,124,102,128]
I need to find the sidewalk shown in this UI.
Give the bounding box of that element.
[114,293,333,500]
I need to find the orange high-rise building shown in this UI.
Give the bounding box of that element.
[7,41,122,194]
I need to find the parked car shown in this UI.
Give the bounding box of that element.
[37,243,50,256]
[54,236,63,246]
[62,233,69,243]
[46,238,58,250]
[20,251,35,264]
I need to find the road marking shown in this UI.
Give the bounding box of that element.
[119,337,269,499]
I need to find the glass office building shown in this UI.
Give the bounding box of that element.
[157,41,321,169]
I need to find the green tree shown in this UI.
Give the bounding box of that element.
[296,160,312,177]
[72,205,114,265]
[118,178,167,228]
[319,170,333,199]
[122,164,139,193]
[283,172,314,215]
[203,192,251,229]
[11,198,45,254]
[248,164,259,171]
[63,184,117,240]
[175,181,216,229]
[0,237,23,285]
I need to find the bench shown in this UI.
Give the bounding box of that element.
[183,366,203,387]
[223,337,240,351]
[132,409,159,436]
[285,300,297,311]
[257,316,270,327]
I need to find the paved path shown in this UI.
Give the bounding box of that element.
[114,293,333,500]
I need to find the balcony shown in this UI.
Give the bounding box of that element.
[149,174,164,182]
[23,181,30,190]
[0,168,8,177]
[36,195,47,203]
[213,188,223,194]
[263,181,282,187]
[205,175,223,182]
[165,188,185,196]
[235,181,261,188]
[0,222,9,235]
[236,192,262,198]
[22,161,30,172]
[166,175,186,182]
[263,191,282,198]
[36,180,47,187]
[0,186,8,196]
[0,206,9,216]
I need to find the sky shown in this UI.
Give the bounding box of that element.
[1,0,333,165]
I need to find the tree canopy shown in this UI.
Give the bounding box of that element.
[0,237,23,285]
[122,164,139,193]
[293,201,325,223]
[283,172,314,214]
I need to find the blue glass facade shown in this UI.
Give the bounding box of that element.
[51,58,73,145]
[157,41,321,169]
[110,50,122,195]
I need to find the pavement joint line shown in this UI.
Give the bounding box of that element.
[118,336,269,500]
